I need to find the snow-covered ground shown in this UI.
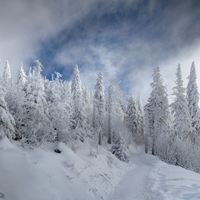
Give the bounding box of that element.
[1,137,200,200]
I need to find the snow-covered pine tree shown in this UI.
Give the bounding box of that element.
[17,63,26,85]
[107,84,113,144]
[171,64,193,141]
[144,106,149,153]
[20,60,55,145]
[0,85,15,141]
[45,73,72,142]
[145,67,170,155]
[93,72,105,145]
[71,65,82,111]
[136,96,144,144]
[125,95,137,141]
[107,84,128,144]
[111,132,130,163]
[3,60,12,82]
[2,60,13,108]
[82,86,93,135]
[186,62,200,143]
[71,65,87,141]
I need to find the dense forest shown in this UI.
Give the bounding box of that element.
[0,60,200,172]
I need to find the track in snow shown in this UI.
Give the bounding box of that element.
[109,153,164,200]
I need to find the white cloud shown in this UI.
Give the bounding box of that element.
[0,0,96,80]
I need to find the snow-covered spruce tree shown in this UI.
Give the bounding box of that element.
[2,60,13,108]
[71,65,87,141]
[145,67,171,156]
[111,132,130,163]
[7,64,28,140]
[125,95,138,142]
[187,62,200,143]
[107,84,129,145]
[136,96,144,144]
[171,64,193,141]
[112,86,128,143]
[107,84,113,144]
[93,72,105,145]
[144,106,149,153]
[20,60,55,145]
[17,63,26,85]
[0,85,15,141]
[82,86,94,137]
[3,60,12,82]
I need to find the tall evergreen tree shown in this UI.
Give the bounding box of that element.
[93,72,105,145]
[45,76,71,142]
[0,85,15,141]
[71,65,86,141]
[17,63,26,85]
[136,96,144,144]
[107,84,114,144]
[20,61,55,145]
[187,62,200,143]
[3,60,11,82]
[125,95,137,141]
[145,67,170,155]
[171,64,193,141]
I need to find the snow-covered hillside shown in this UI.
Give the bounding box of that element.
[0,137,129,200]
[1,137,200,200]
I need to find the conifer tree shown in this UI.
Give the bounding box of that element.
[93,72,105,145]
[107,84,113,144]
[17,63,26,85]
[136,96,144,144]
[71,65,86,141]
[111,133,130,163]
[0,85,15,141]
[3,60,11,82]
[187,62,200,143]
[125,95,137,140]
[45,74,71,142]
[171,64,193,141]
[20,61,55,145]
[145,67,170,155]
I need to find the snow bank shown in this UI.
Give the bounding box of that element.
[151,159,200,200]
[0,137,129,200]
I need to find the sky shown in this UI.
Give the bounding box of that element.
[0,0,200,103]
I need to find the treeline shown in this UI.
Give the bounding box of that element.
[0,60,144,163]
[145,63,200,173]
[1,60,200,172]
